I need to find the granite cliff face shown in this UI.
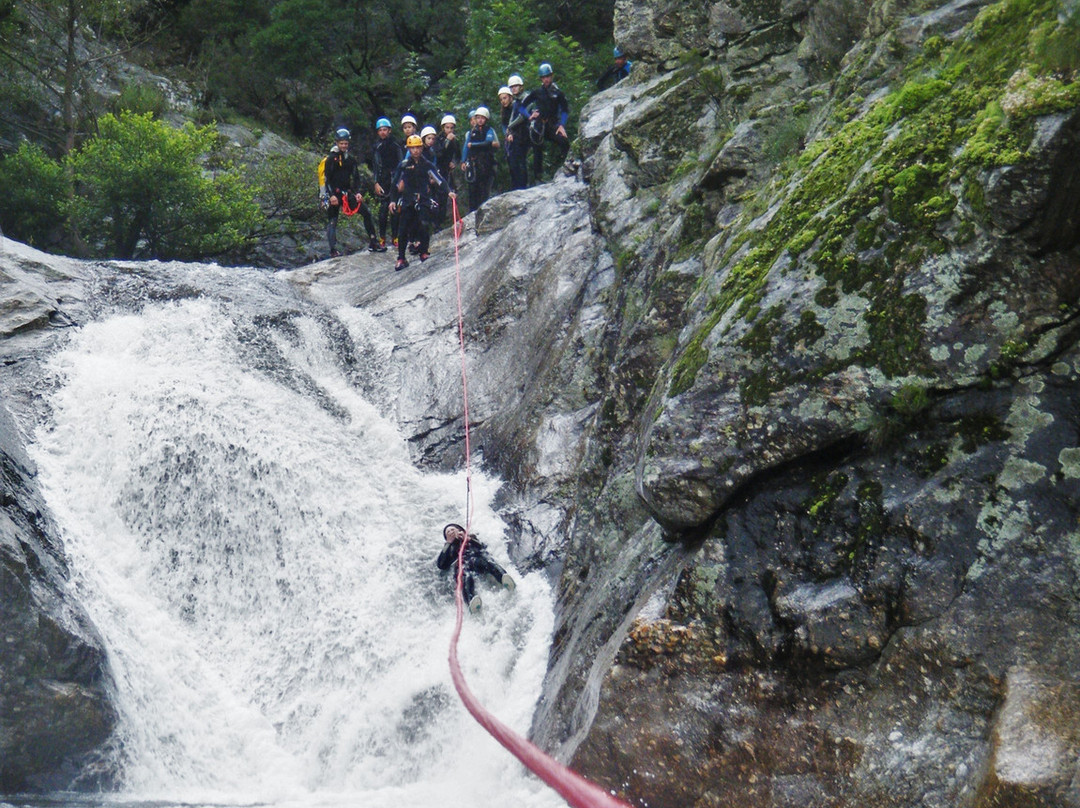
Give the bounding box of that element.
[538,1,1080,806]
[1,0,1079,804]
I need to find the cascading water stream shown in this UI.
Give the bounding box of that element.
[25,264,563,808]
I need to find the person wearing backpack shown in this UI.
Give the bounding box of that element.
[371,118,402,251]
[460,107,499,213]
[321,128,378,257]
[389,134,455,270]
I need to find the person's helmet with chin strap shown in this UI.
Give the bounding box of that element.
[335,127,351,140]
[406,134,423,147]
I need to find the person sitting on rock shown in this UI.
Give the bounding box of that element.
[436,523,515,614]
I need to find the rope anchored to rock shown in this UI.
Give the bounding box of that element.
[446,196,632,808]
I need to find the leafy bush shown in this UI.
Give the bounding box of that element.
[66,111,264,260]
[0,141,70,247]
[113,82,169,117]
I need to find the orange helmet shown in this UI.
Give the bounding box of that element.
[406,134,423,147]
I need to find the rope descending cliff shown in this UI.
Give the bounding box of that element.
[446,197,632,808]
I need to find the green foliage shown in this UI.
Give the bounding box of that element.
[890,383,931,418]
[429,0,591,178]
[251,150,322,229]
[0,141,69,247]
[113,82,169,117]
[66,111,263,260]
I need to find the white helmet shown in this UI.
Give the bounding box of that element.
[401,114,417,126]
[508,74,524,88]
[474,106,490,119]
[441,114,456,127]
[498,85,512,97]
[420,125,437,138]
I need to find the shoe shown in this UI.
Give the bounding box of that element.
[408,243,420,255]
[330,249,342,258]
[375,238,388,252]
[393,238,399,247]
[468,595,482,614]
[395,259,409,271]
[367,240,379,252]
[419,253,430,262]
[501,574,516,592]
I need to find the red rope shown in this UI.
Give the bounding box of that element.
[341,192,362,216]
[446,197,632,808]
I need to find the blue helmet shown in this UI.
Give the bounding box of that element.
[613,46,624,58]
[375,117,392,130]
[335,127,351,140]
[538,63,553,77]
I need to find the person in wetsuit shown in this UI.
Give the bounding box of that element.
[436,523,516,613]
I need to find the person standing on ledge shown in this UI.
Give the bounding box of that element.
[522,62,570,182]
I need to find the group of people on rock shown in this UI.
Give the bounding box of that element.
[319,52,632,268]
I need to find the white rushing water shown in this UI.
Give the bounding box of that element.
[27,274,563,808]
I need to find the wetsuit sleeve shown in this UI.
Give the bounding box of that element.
[425,161,450,194]
[390,161,404,204]
[558,91,569,127]
[461,137,471,164]
[437,539,460,570]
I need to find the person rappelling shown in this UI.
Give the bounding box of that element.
[437,523,515,614]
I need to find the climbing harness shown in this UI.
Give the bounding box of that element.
[529,117,546,146]
[446,198,632,808]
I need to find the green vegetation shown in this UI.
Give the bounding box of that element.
[66,112,263,260]
[0,0,617,259]
[0,142,67,247]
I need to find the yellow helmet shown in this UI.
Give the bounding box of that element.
[406,134,423,147]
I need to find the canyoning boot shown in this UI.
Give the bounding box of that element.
[408,242,420,255]
[375,238,387,252]
[330,249,343,258]
[501,573,516,592]
[419,252,430,262]
[395,258,409,271]
[368,237,380,252]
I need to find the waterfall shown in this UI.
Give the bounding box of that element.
[27,264,562,808]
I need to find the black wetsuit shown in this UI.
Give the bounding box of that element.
[391,153,451,260]
[436,535,508,605]
[521,81,570,180]
[324,147,376,252]
[372,135,403,244]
